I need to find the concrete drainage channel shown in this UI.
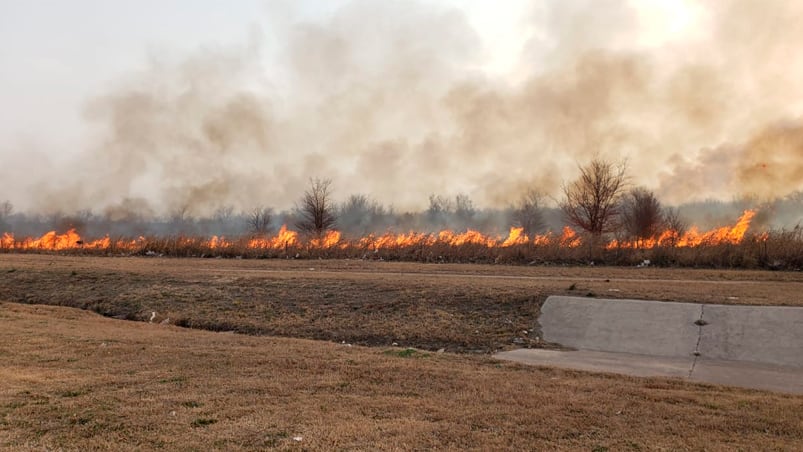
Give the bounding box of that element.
[494,296,803,394]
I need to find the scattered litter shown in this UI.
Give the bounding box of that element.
[308,268,315,271]
[392,342,398,346]
[637,259,651,268]
[149,311,157,323]
[160,318,170,325]
[292,436,303,442]
[727,296,739,300]
[522,330,528,335]
[100,342,107,347]
[169,411,176,416]
[608,288,621,292]
[437,348,445,353]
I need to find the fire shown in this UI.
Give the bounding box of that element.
[438,229,496,247]
[501,227,527,247]
[359,232,436,250]
[559,226,581,248]
[1,232,14,249]
[607,210,757,250]
[0,210,760,255]
[248,225,299,249]
[310,230,342,249]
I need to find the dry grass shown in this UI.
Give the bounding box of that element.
[1,302,802,451]
[2,255,802,355]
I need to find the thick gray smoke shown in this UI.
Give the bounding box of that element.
[6,0,803,220]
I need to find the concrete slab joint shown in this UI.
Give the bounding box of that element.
[495,295,803,394]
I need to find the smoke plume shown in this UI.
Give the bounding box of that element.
[4,0,803,220]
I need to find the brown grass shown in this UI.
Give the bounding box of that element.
[1,302,802,451]
[2,255,802,355]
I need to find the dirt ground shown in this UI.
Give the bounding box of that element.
[1,254,802,353]
[2,255,802,449]
[1,302,802,451]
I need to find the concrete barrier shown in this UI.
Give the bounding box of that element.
[700,304,803,367]
[537,296,803,367]
[539,297,701,358]
[496,296,803,393]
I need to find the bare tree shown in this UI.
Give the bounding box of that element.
[54,209,93,234]
[247,207,273,236]
[169,204,191,224]
[663,207,687,244]
[338,194,385,236]
[621,187,663,244]
[0,201,12,219]
[426,194,453,228]
[295,178,337,237]
[0,201,12,230]
[511,189,544,235]
[560,158,628,237]
[214,205,234,223]
[454,193,476,223]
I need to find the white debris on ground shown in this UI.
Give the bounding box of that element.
[637,259,651,268]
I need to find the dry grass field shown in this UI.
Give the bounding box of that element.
[1,255,802,450]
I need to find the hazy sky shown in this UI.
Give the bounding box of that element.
[0,0,529,155]
[1,0,802,215]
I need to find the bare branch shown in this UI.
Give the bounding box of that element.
[560,159,627,236]
[295,178,337,237]
[621,187,663,243]
[511,189,544,235]
[247,207,273,236]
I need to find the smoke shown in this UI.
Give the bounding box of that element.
[6,0,803,219]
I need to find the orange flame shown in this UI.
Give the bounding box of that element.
[607,210,757,250]
[310,230,342,248]
[0,210,760,255]
[248,225,299,249]
[559,226,582,248]
[501,227,528,247]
